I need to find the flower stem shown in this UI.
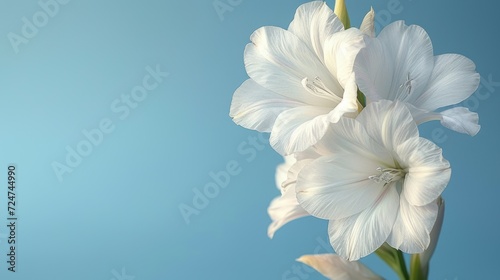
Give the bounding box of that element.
[410,254,427,280]
[375,244,410,280]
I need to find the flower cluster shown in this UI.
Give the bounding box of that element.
[229,1,479,278]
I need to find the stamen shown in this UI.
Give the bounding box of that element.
[396,72,414,101]
[368,167,405,185]
[302,77,340,102]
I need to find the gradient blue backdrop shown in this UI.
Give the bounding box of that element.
[0,0,498,279]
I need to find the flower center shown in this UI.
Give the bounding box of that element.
[368,167,405,185]
[302,77,341,102]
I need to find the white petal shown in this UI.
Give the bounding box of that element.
[360,7,375,38]
[400,103,441,125]
[353,37,392,102]
[415,54,480,111]
[269,106,331,155]
[440,107,480,136]
[296,117,392,220]
[296,154,385,220]
[288,1,344,61]
[355,21,434,102]
[282,157,314,190]
[395,103,480,136]
[297,254,383,280]
[356,101,419,151]
[267,184,309,238]
[245,26,342,106]
[321,114,393,164]
[328,186,400,261]
[387,193,438,254]
[397,137,451,206]
[274,73,360,156]
[275,156,296,191]
[419,198,445,267]
[230,79,304,132]
[326,73,360,122]
[324,28,365,88]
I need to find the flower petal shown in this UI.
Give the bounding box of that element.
[387,193,438,253]
[272,89,370,157]
[440,107,480,136]
[268,156,309,238]
[297,254,383,280]
[230,79,304,132]
[282,157,314,190]
[297,153,385,220]
[354,21,434,102]
[356,100,419,151]
[324,28,365,88]
[397,137,451,206]
[269,106,331,155]
[268,183,309,238]
[414,54,480,111]
[288,1,344,61]
[275,156,296,190]
[328,185,400,261]
[360,7,375,38]
[245,26,342,106]
[419,198,445,269]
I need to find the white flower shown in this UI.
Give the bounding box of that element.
[297,254,382,280]
[267,156,309,238]
[295,101,451,260]
[230,1,373,155]
[354,21,481,135]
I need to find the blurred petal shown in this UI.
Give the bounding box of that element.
[268,183,309,238]
[268,156,309,238]
[297,254,382,280]
[275,156,296,190]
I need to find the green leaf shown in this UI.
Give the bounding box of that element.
[334,0,351,29]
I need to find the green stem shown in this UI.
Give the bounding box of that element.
[375,244,410,280]
[410,254,427,280]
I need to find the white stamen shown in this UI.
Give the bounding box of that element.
[396,72,414,101]
[302,77,340,102]
[368,167,405,185]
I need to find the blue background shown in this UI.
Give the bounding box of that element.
[0,0,498,279]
